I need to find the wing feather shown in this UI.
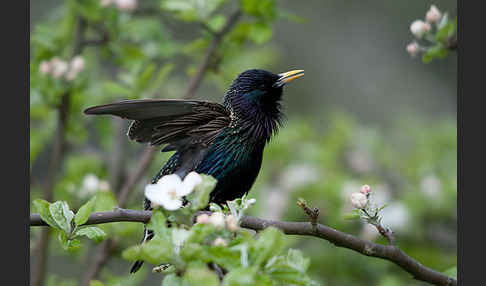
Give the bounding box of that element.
[84,99,230,151]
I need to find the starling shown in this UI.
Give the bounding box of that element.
[84,69,304,273]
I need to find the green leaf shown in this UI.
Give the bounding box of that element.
[248,22,272,44]
[182,262,220,286]
[74,196,96,226]
[189,175,217,211]
[89,280,104,286]
[162,274,182,286]
[285,249,310,273]
[147,209,171,240]
[422,44,448,63]
[443,266,457,279]
[240,0,277,21]
[49,201,74,234]
[33,199,59,229]
[252,227,284,267]
[75,226,107,243]
[207,246,241,271]
[223,267,258,286]
[123,237,175,264]
[57,231,81,251]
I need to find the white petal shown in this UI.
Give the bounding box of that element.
[178,172,203,196]
[145,184,169,205]
[162,197,183,211]
[157,174,182,188]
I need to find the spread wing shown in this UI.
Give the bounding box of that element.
[84,99,231,151]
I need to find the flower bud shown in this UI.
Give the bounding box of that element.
[116,0,137,12]
[406,42,419,57]
[350,192,368,209]
[196,213,210,224]
[225,214,239,231]
[360,184,371,196]
[426,5,442,24]
[209,212,225,229]
[98,180,110,192]
[39,61,51,75]
[212,237,227,247]
[410,20,429,38]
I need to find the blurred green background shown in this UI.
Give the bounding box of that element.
[30,0,456,285]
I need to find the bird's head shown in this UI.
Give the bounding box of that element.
[224,69,304,108]
[224,69,304,141]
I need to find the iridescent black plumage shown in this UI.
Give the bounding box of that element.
[83,69,304,273]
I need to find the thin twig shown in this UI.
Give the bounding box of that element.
[28,209,457,286]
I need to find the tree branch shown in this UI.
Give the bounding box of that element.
[30,209,456,286]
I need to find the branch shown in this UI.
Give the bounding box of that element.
[30,209,456,286]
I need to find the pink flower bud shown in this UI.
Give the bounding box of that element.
[209,212,225,229]
[410,20,429,38]
[196,213,210,224]
[212,237,227,247]
[426,5,442,23]
[406,42,419,57]
[39,61,51,75]
[225,214,239,231]
[360,184,371,195]
[116,0,137,12]
[350,192,368,209]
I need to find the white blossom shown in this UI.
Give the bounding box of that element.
[212,237,227,247]
[79,174,100,198]
[98,180,110,192]
[350,192,368,209]
[51,58,69,79]
[144,174,185,211]
[426,5,442,24]
[70,56,85,73]
[180,171,203,196]
[116,0,137,12]
[208,212,225,229]
[410,20,430,38]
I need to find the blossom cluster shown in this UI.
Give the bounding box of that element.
[144,172,203,211]
[39,56,85,81]
[406,5,443,57]
[100,0,137,12]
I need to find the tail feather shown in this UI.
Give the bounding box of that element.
[130,260,144,274]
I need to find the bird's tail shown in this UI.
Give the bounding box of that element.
[129,226,154,274]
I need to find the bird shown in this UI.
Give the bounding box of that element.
[83,68,304,273]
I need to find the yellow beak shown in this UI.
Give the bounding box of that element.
[275,70,304,87]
